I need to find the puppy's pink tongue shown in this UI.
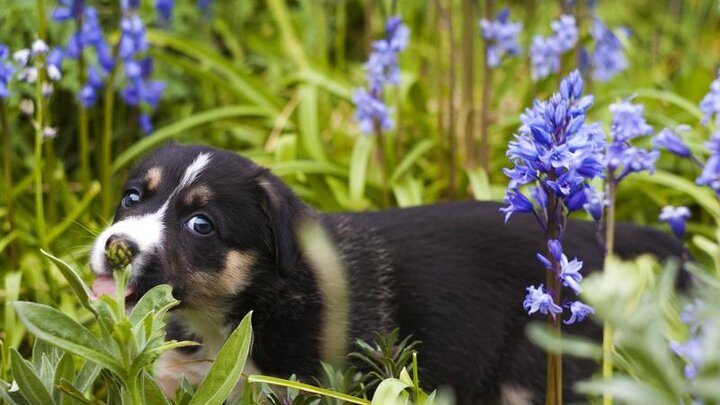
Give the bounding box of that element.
[91,275,134,299]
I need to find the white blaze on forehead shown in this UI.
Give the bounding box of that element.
[178,152,211,192]
[90,152,213,276]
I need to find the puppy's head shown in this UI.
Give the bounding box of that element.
[90,143,305,309]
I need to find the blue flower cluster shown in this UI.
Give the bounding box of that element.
[0,45,14,98]
[700,69,720,125]
[590,18,628,82]
[353,16,409,135]
[658,205,691,239]
[530,15,578,81]
[503,70,600,324]
[671,301,704,383]
[479,8,522,68]
[120,1,166,133]
[605,100,658,182]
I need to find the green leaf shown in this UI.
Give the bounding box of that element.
[57,379,93,405]
[10,349,54,405]
[142,371,171,405]
[189,312,254,405]
[11,302,123,376]
[129,285,178,325]
[389,140,435,185]
[247,375,370,405]
[73,360,101,394]
[525,323,602,360]
[349,135,374,209]
[54,352,75,405]
[574,377,675,405]
[267,160,347,177]
[371,378,411,405]
[297,85,328,162]
[40,250,97,316]
[112,106,275,172]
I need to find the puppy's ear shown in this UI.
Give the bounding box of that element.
[257,171,309,276]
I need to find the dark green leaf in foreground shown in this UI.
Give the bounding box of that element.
[10,349,53,405]
[11,302,122,375]
[188,311,253,405]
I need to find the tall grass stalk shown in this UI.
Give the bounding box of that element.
[101,59,119,218]
[0,103,17,268]
[33,63,47,250]
[461,0,477,172]
[77,21,91,191]
[479,0,494,172]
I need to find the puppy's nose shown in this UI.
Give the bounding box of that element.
[104,235,139,270]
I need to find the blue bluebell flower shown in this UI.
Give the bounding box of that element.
[605,100,658,182]
[523,285,563,318]
[139,113,153,134]
[696,133,720,195]
[559,254,583,293]
[52,0,85,21]
[156,0,174,21]
[31,39,49,56]
[46,47,65,81]
[583,188,605,221]
[0,44,14,98]
[609,100,653,142]
[564,301,594,325]
[700,69,720,126]
[354,16,409,135]
[659,205,691,239]
[119,15,149,60]
[530,15,577,80]
[590,18,628,82]
[670,337,702,380]
[352,89,393,135]
[479,8,522,68]
[653,126,692,158]
[79,66,104,107]
[500,188,535,222]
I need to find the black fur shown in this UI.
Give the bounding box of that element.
[100,144,684,404]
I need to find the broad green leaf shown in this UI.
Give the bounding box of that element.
[466,167,492,201]
[40,250,97,316]
[297,85,328,162]
[371,378,411,405]
[526,323,602,360]
[349,135,374,209]
[10,349,54,405]
[54,352,75,405]
[575,377,674,405]
[129,285,178,325]
[390,140,435,185]
[189,312,253,405]
[142,371,171,405]
[73,360,101,394]
[11,302,122,376]
[247,375,370,405]
[112,106,275,172]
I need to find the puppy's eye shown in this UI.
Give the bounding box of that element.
[186,215,214,235]
[122,189,141,208]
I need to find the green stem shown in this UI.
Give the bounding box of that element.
[602,173,617,405]
[77,16,91,191]
[545,191,563,405]
[436,0,456,199]
[34,63,48,250]
[373,123,390,208]
[101,65,118,217]
[1,103,18,268]
[36,0,48,41]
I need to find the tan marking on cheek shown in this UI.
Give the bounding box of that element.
[186,251,255,302]
[184,184,213,206]
[146,167,163,191]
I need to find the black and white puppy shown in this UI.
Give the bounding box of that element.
[90,143,683,404]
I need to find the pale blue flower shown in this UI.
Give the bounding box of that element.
[480,8,522,68]
[523,285,563,318]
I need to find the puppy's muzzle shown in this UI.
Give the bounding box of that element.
[104,235,139,270]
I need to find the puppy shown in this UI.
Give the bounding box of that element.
[90,143,683,404]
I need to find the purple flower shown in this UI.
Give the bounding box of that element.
[530,15,577,80]
[659,206,691,239]
[523,285,563,318]
[590,18,628,82]
[46,47,65,81]
[670,337,702,380]
[352,88,393,135]
[0,44,14,98]
[480,8,523,68]
[52,0,85,21]
[500,188,535,222]
[119,15,148,60]
[559,254,583,293]
[696,133,720,195]
[609,100,653,142]
[583,188,605,221]
[156,0,174,21]
[699,69,720,126]
[78,66,104,107]
[653,126,692,158]
[139,113,153,134]
[564,301,594,325]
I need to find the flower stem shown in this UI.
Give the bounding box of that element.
[436,0,457,199]
[100,60,119,218]
[461,0,477,172]
[602,174,617,405]
[373,122,390,207]
[545,183,563,405]
[77,18,91,191]
[0,102,18,268]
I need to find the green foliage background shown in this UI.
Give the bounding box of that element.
[2,0,720,403]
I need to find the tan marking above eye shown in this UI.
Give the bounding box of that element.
[146,167,163,191]
[184,184,213,206]
[187,250,256,301]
